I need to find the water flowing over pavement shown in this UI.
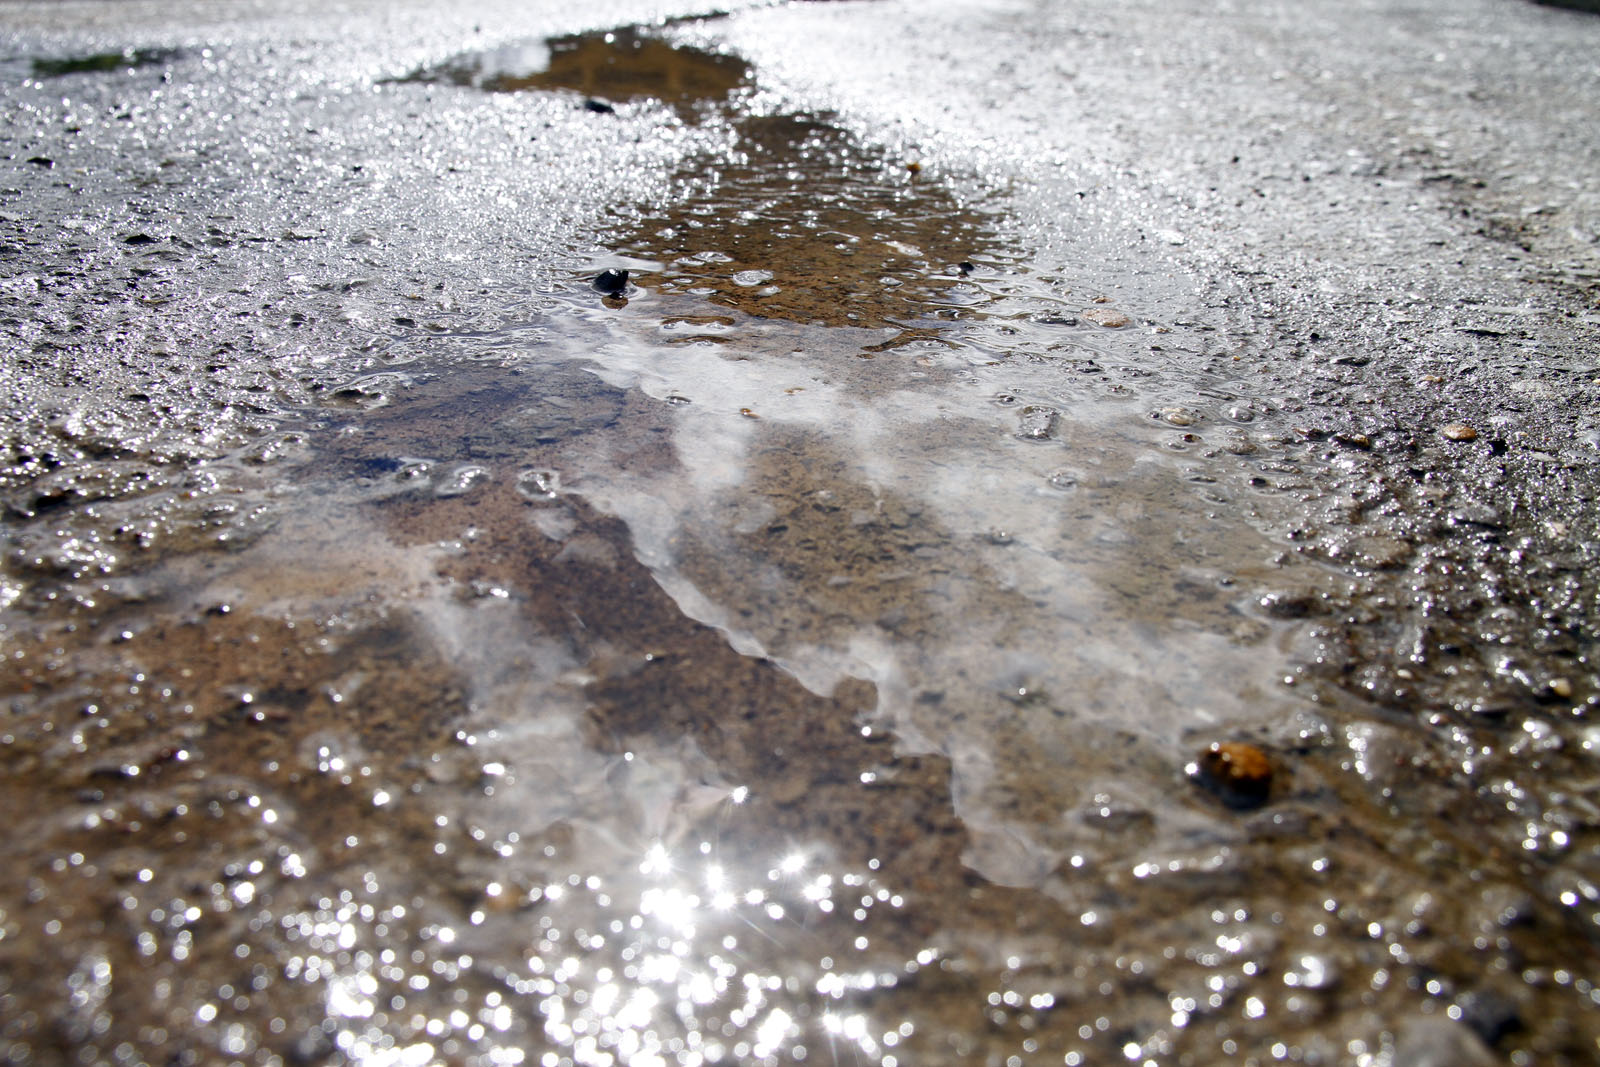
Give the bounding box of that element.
[2,0,1600,1064]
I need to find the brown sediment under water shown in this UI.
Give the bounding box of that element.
[403,26,750,109]
[3,21,1599,1067]
[615,112,991,337]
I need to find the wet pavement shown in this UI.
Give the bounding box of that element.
[2,0,1600,1065]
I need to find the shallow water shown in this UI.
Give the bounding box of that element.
[3,4,1600,1067]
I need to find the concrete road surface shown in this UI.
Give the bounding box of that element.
[2,1,1598,1064]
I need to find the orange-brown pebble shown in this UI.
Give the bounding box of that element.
[1195,741,1274,809]
[1440,423,1478,442]
[905,161,922,174]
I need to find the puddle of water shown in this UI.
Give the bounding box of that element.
[407,24,990,336]
[620,115,990,335]
[403,27,748,112]
[30,48,179,78]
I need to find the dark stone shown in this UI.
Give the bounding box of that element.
[27,156,53,168]
[592,268,629,295]
[583,98,616,114]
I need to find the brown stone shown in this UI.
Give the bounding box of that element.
[1194,741,1274,809]
[1441,423,1478,442]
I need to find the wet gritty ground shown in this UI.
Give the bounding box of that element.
[2,1,1600,1065]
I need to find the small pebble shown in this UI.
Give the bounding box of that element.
[1192,741,1274,809]
[592,268,629,295]
[1045,469,1078,490]
[1257,589,1316,619]
[1083,307,1131,328]
[1159,407,1197,427]
[1441,423,1478,442]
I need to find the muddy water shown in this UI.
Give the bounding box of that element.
[3,13,1599,1067]
[408,27,748,108]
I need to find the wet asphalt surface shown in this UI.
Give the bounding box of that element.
[2,0,1600,1065]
